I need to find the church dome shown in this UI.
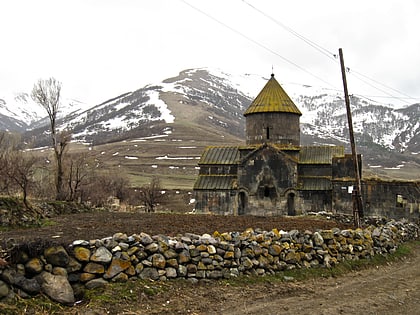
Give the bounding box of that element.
[244,74,301,116]
[244,73,301,146]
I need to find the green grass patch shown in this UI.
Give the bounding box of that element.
[39,218,57,227]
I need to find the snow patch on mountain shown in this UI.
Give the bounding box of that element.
[0,92,44,126]
[1,67,418,159]
[145,89,174,123]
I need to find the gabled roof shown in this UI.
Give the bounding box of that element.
[193,175,237,190]
[299,146,344,164]
[198,146,240,165]
[239,143,299,165]
[244,74,302,116]
[298,177,332,190]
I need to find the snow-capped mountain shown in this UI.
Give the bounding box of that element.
[1,68,419,173]
[0,92,43,131]
[0,91,91,131]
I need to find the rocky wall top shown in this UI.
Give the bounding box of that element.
[0,219,418,306]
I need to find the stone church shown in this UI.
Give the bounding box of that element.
[193,74,420,219]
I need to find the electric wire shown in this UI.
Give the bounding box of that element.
[180,0,338,90]
[181,0,418,106]
[348,70,412,105]
[241,0,418,104]
[350,69,416,100]
[242,0,337,62]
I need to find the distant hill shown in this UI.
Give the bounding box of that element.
[1,68,418,185]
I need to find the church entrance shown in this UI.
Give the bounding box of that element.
[238,191,247,215]
[287,193,295,216]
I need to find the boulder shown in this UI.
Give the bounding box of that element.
[38,272,75,305]
[0,280,10,298]
[104,258,132,279]
[25,258,44,274]
[313,232,324,246]
[84,262,105,274]
[85,278,108,290]
[139,268,159,281]
[73,246,91,262]
[151,253,166,269]
[14,275,41,295]
[44,246,70,267]
[90,246,112,264]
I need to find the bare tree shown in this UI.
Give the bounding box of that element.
[5,152,37,208]
[0,132,22,194]
[65,152,94,202]
[139,177,165,212]
[31,78,69,200]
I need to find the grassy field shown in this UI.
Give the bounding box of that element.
[64,118,243,191]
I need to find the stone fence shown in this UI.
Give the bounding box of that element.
[0,219,418,305]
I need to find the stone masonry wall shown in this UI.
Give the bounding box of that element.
[0,219,418,305]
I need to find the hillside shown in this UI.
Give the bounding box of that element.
[0,68,418,188]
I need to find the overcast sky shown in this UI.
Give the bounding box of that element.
[1,0,419,107]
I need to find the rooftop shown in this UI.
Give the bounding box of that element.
[244,74,302,116]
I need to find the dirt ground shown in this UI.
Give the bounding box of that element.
[132,241,420,315]
[0,211,352,245]
[1,212,419,315]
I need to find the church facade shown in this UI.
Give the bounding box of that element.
[193,74,419,219]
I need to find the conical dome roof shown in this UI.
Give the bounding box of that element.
[244,74,302,116]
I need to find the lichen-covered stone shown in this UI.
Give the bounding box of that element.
[139,232,153,245]
[268,244,282,256]
[73,246,91,262]
[91,246,112,264]
[25,258,43,274]
[84,262,105,274]
[52,267,68,277]
[165,267,177,278]
[66,257,82,273]
[79,273,96,282]
[44,246,69,267]
[3,218,418,307]
[104,258,132,279]
[111,272,128,283]
[145,243,159,253]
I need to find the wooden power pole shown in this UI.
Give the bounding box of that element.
[338,48,364,228]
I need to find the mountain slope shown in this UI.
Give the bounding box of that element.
[1,68,418,182]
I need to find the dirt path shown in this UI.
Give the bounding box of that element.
[107,242,419,315]
[221,242,420,315]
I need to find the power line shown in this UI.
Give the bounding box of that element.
[241,0,418,104]
[242,0,337,61]
[180,0,418,106]
[180,0,338,90]
[350,69,416,100]
[348,70,411,105]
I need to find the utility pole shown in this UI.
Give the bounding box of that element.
[339,48,364,228]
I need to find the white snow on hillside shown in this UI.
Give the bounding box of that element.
[0,92,45,125]
[1,67,417,155]
[144,90,174,123]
